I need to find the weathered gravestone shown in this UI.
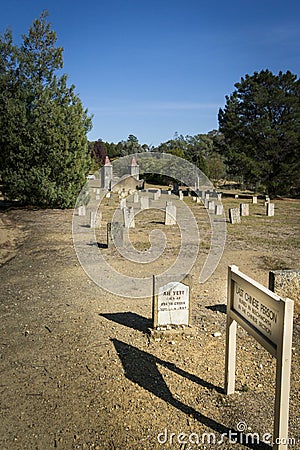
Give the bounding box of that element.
[123,206,135,228]
[215,204,223,215]
[119,198,126,209]
[153,190,160,201]
[229,208,241,224]
[153,281,190,328]
[240,203,249,216]
[78,205,86,216]
[179,190,184,200]
[107,222,124,247]
[133,192,139,203]
[90,210,102,229]
[208,200,215,212]
[140,196,149,210]
[165,202,177,225]
[252,196,258,204]
[266,203,275,216]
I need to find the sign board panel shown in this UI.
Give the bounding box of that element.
[232,274,283,346]
[225,265,294,450]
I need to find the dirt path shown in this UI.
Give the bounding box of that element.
[0,196,299,450]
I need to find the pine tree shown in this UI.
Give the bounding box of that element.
[218,70,300,195]
[0,11,92,207]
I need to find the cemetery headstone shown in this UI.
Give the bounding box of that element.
[229,208,241,224]
[240,203,249,216]
[133,192,139,203]
[107,222,124,247]
[153,281,190,328]
[266,203,275,216]
[123,206,135,228]
[215,204,223,215]
[153,190,160,201]
[140,196,150,210]
[120,198,126,209]
[208,200,215,211]
[90,211,96,228]
[252,196,258,204]
[165,202,177,225]
[179,190,184,200]
[78,205,86,216]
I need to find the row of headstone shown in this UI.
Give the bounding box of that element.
[229,202,275,223]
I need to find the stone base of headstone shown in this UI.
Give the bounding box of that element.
[149,325,197,342]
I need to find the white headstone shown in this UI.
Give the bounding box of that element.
[240,203,249,216]
[140,196,149,210]
[155,282,190,327]
[266,203,275,217]
[252,196,258,204]
[229,208,241,224]
[123,207,135,228]
[215,204,223,215]
[78,205,86,216]
[133,192,139,203]
[208,200,215,211]
[179,191,184,200]
[120,198,126,209]
[165,202,177,225]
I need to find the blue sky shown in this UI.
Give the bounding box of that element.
[1,0,300,145]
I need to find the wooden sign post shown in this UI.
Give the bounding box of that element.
[225,265,294,450]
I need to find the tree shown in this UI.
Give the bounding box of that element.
[90,139,107,169]
[0,12,92,207]
[218,70,300,195]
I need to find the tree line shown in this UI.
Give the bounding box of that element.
[1,12,299,208]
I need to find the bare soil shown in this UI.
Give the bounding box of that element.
[0,192,299,450]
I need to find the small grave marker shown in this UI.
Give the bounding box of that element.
[78,205,86,216]
[140,196,149,210]
[266,203,275,216]
[107,222,124,247]
[240,203,249,216]
[208,200,215,211]
[123,206,135,228]
[153,281,190,328]
[165,202,177,225]
[229,207,241,224]
[215,204,223,215]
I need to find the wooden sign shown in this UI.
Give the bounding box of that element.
[225,265,294,450]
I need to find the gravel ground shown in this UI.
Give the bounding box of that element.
[0,194,299,450]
